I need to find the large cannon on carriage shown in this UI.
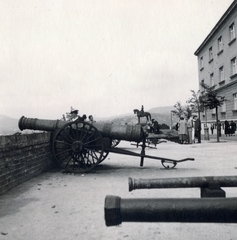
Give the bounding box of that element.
[18,116,194,173]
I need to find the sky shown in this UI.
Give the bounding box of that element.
[0,0,235,120]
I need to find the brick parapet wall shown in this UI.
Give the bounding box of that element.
[0,132,55,195]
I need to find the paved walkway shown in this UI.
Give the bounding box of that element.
[0,139,237,240]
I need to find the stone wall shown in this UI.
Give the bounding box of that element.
[0,132,55,195]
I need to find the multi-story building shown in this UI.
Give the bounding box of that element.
[194,0,237,132]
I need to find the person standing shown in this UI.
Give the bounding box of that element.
[70,109,80,121]
[194,115,201,143]
[224,120,230,136]
[88,115,95,124]
[187,116,193,144]
[152,119,160,134]
[175,122,179,131]
[211,124,214,135]
[230,120,236,136]
[178,117,187,144]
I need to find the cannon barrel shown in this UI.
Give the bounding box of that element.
[104,195,237,226]
[18,116,144,143]
[128,176,237,191]
[18,116,66,132]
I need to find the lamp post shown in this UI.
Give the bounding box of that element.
[170,112,173,129]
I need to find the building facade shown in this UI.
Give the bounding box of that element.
[194,0,237,132]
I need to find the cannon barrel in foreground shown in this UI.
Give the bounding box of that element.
[128,176,237,191]
[18,116,144,143]
[104,195,237,226]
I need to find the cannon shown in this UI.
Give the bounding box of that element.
[128,175,237,191]
[18,116,194,173]
[104,175,237,226]
[104,195,237,226]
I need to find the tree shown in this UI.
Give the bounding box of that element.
[186,90,204,120]
[200,82,225,142]
[171,102,185,118]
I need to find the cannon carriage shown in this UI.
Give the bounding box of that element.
[18,116,194,173]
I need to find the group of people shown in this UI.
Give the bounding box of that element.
[69,108,95,124]
[145,119,160,134]
[224,120,236,136]
[176,115,201,144]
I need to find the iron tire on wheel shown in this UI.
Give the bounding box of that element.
[52,121,105,173]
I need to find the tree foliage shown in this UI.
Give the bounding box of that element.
[171,102,184,118]
[186,90,204,118]
[199,82,225,109]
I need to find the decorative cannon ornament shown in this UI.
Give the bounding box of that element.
[18,116,194,173]
[104,175,237,226]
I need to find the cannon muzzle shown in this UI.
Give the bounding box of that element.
[128,176,237,191]
[18,116,66,131]
[104,195,237,226]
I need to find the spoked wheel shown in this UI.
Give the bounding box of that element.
[52,121,105,173]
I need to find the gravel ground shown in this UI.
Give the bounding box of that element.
[1,138,237,240]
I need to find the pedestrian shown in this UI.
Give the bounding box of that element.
[230,120,236,136]
[175,122,179,131]
[187,116,193,144]
[88,115,95,124]
[70,109,80,121]
[194,115,201,143]
[178,117,188,144]
[224,120,230,136]
[152,119,160,134]
[211,124,214,135]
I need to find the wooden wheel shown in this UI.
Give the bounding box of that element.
[52,121,105,173]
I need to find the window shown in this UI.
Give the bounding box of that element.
[221,101,226,112]
[231,57,237,76]
[200,56,204,70]
[210,73,214,86]
[229,23,236,42]
[217,36,223,53]
[219,66,225,83]
[234,93,237,110]
[209,47,213,61]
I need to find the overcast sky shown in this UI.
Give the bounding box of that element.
[0,0,234,120]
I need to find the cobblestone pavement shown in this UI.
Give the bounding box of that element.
[0,138,237,240]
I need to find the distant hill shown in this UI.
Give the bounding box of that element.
[0,106,175,135]
[99,106,175,126]
[0,115,20,135]
[149,106,175,114]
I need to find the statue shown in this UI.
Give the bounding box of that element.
[133,106,151,124]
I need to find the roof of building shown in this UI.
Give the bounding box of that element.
[194,0,237,56]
